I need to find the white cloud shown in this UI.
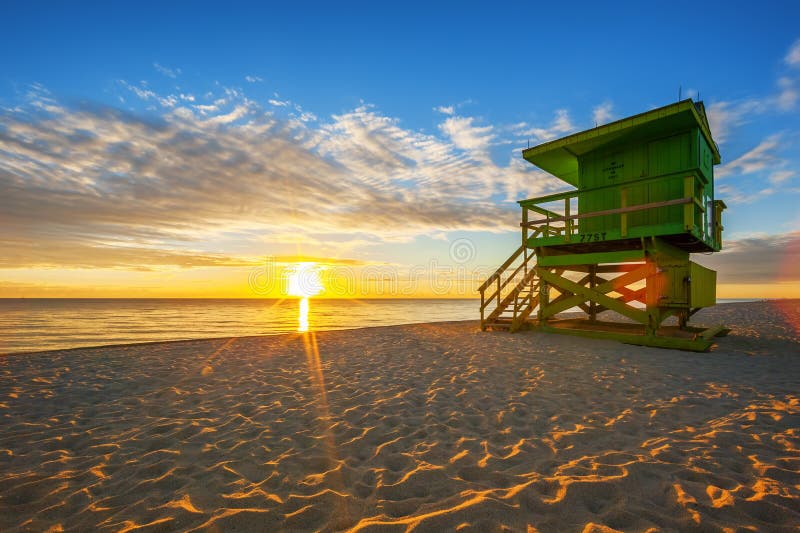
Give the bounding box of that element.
[245,75,263,83]
[697,231,800,283]
[0,90,564,269]
[153,62,180,78]
[515,109,576,142]
[438,115,495,155]
[159,95,178,107]
[269,98,290,107]
[592,102,614,126]
[706,99,763,144]
[786,39,800,67]
[120,80,157,101]
[551,110,574,134]
[716,135,781,179]
[434,105,454,115]
[776,76,798,110]
[193,104,219,115]
[291,103,317,123]
[297,110,317,123]
[706,43,800,143]
[204,104,251,125]
[119,80,179,108]
[769,169,794,185]
[715,183,774,205]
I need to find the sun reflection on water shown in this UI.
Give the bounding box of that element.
[286,262,323,333]
[299,297,310,332]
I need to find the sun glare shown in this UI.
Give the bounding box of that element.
[286,262,323,332]
[298,297,310,332]
[286,262,324,298]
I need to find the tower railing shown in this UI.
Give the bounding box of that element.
[518,173,716,248]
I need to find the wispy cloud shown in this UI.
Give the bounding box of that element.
[706,99,764,144]
[245,75,263,83]
[714,134,795,203]
[438,115,495,156]
[716,183,775,205]
[514,109,576,142]
[776,76,798,110]
[786,39,800,67]
[153,62,181,78]
[592,102,614,126]
[434,105,454,115]
[4,62,795,274]
[193,103,219,115]
[716,135,782,178]
[119,80,179,108]
[699,231,800,284]
[769,169,794,185]
[202,103,252,124]
[0,241,261,270]
[708,40,800,143]
[0,87,557,269]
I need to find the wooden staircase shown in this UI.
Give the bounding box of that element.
[479,246,540,332]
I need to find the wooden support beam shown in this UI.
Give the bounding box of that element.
[589,264,597,321]
[538,266,650,324]
[538,250,646,267]
[550,290,576,306]
[616,286,646,304]
[541,293,586,318]
[700,324,728,340]
[595,263,646,273]
[556,264,592,273]
[534,323,714,352]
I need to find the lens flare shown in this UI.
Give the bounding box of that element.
[286,263,323,332]
[286,262,323,298]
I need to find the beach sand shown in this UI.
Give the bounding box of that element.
[1,300,798,531]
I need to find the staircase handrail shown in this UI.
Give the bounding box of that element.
[482,266,538,325]
[477,245,524,293]
[480,256,531,311]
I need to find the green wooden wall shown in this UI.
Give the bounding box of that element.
[576,127,714,237]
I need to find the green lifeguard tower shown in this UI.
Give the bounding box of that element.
[479,99,727,351]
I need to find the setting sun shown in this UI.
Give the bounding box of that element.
[286,262,324,298]
[286,262,324,332]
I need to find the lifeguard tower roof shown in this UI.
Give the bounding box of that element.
[522,99,720,187]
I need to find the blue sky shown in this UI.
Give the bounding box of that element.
[1,1,799,297]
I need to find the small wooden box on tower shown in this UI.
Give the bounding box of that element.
[479,99,728,351]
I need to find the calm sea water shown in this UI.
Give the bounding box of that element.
[0,298,759,355]
[0,298,480,354]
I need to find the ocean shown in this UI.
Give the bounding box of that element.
[0,298,480,354]
[0,298,761,355]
